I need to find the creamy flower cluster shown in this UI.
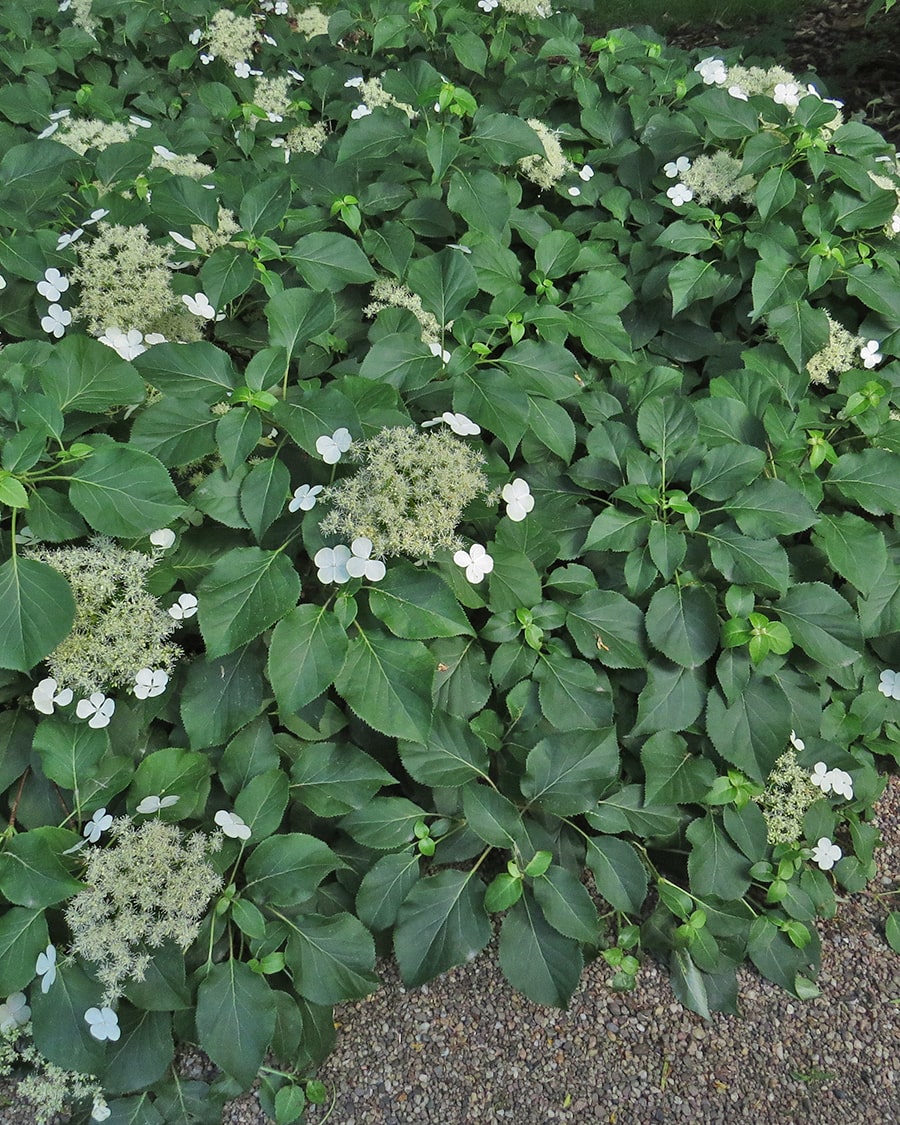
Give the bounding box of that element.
[679,150,755,207]
[754,749,822,845]
[805,313,865,386]
[517,119,574,191]
[364,277,445,346]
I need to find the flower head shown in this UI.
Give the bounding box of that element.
[861,340,883,369]
[182,292,222,320]
[314,544,352,584]
[316,427,352,464]
[41,304,72,338]
[168,593,198,620]
[214,809,251,841]
[32,677,73,715]
[421,411,481,436]
[133,668,168,700]
[0,993,31,1033]
[694,57,726,85]
[136,794,179,814]
[37,268,70,302]
[502,478,534,522]
[346,537,386,582]
[773,81,802,108]
[98,327,146,360]
[478,0,499,9]
[666,183,693,206]
[288,483,323,512]
[84,1006,120,1042]
[810,836,842,871]
[36,944,57,993]
[664,156,691,179]
[879,669,900,699]
[76,693,115,729]
[454,543,494,583]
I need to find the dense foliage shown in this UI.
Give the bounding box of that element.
[1,0,900,1121]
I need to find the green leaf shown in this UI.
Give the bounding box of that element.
[585,836,648,913]
[340,796,426,849]
[287,740,393,818]
[180,644,265,750]
[132,747,211,820]
[533,866,600,944]
[686,815,752,899]
[124,945,191,1012]
[641,731,718,804]
[196,960,276,1089]
[369,565,473,639]
[240,457,291,542]
[398,711,490,787]
[670,949,710,1021]
[268,604,348,714]
[707,527,789,595]
[197,547,300,659]
[104,1009,173,1097]
[239,176,292,235]
[356,851,421,931]
[706,675,792,784]
[394,870,491,987]
[0,826,82,909]
[335,112,410,165]
[690,444,767,501]
[199,246,256,309]
[645,584,718,668]
[747,915,815,994]
[151,175,218,228]
[648,521,686,581]
[812,512,887,597]
[0,907,48,994]
[234,769,289,840]
[284,913,379,1004]
[499,892,583,1007]
[69,445,185,536]
[527,396,576,462]
[334,629,433,741]
[668,257,725,315]
[533,651,613,731]
[750,252,805,320]
[774,582,862,667]
[724,479,819,538]
[265,288,336,358]
[845,263,900,319]
[30,961,103,1075]
[0,556,74,672]
[32,718,107,793]
[407,247,478,326]
[631,661,706,736]
[454,367,529,457]
[243,834,340,907]
[215,408,262,477]
[425,122,462,181]
[827,449,900,515]
[885,912,900,954]
[39,334,144,414]
[462,783,522,847]
[134,342,238,404]
[447,168,512,236]
[767,300,830,374]
[521,729,619,816]
[130,396,218,468]
[471,111,542,163]
[287,232,376,291]
[566,588,648,669]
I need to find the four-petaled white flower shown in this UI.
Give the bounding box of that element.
[568,187,581,197]
[346,537,386,582]
[422,411,481,436]
[502,478,534,522]
[150,528,176,549]
[182,291,223,320]
[169,231,198,250]
[827,768,854,800]
[810,836,842,871]
[879,669,900,699]
[579,164,594,182]
[861,339,883,369]
[56,228,84,250]
[37,268,70,302]
[0,993,31,1033]
[427,340,452,363]
[344,76,364,88]
[84,207,109,224]
[188,27,202,44]
[38,122,60,139]
[168,592,198,620]
[32,677,73,715]
[41,304,72,338]
[666,183,693,206]
[129,114,152,128]
[136,794,179,814]
[351,104,372,120]
[288,483,323,512]
[98,326,146,360]
[76,693,115,729]
[454,543,494,583]
[728,84,749,101]
[810,761,830,790]
[789,729,805,751]
[773,82,802,109]
[314,544,352,584]
[478,0,499,9]
[83,807,113,844]
[664,155,691,179]
[316,427,352,464]
[892,213,900,234]
[694,57,726,85]
[234,61,252,79]
[92,1097,111,1123]
[133,668,169,699]
[85,1006,120,1042]
[215,809,251,841]
[35,944,57,993]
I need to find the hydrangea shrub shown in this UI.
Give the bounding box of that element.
[1,0,900,1119]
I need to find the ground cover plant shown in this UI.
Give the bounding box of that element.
[2,0,900,1121]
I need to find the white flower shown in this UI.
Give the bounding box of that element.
[427,340,452,364]
[188,28,202,44]
[861,340,883,369]
[0,274,5,290]
[728,85,749,101]
[37,122,59,139]
[35,944,57,993]
[83,807,113,844]
[136,794,179,814]
[568,187,581,197]
[144,332,167,346]
[266,112,284,123]
[129,115,152,128]
[84,208,110,225]
[478,0,500,9]
[182,291,222,320]
[32,677,73,715]
[85,1006,120,1042]
[0,993,31,1033]
[579,164,594,182]
[150,528,176,549]
[315,427,352,464]
[879,669,900,699]
[344,76,365,88]
[666,183,693,206]
[827,768,854,801]
[56,228,84,250]
[351,104,372,120]
[891,213,900,234]
[694,57,726,85]
[214,809,251,840]
[454,543,494,583]
[41,304,72,338]
[76,693,115,729]
[234,61,252,79]
[288,483,323,512]
[789,730,805,751]
[346,537,386,582]
[98,326,146,360]
[168,592,198,620]
[288,70,304,82]
[200,53,214,65]
[810,761,831,791]
[37,268,70,302]
[502,478,534,522]
[773,82,802,109]
[169,230,198,250]
[133,668,169,700]
[50,109,71,121]
[810,836,842,871]
[447,243,472,253]
[91,1096,111,1123]
[664,155,691,178]
[314,544,352,584]
[421,411,481,436]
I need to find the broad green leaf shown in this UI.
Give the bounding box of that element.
[124,945,191,1012]
[151,175,218,228]
[334,629,433,741]
[134,342,238,404]
[587,785,684,839]
[645,584,718,668]
[499,893,583,1008]
[287,232,376,291]
[0,826,82,908]
[243,834,340,907]
[0,556,74,672]
[180,644,266,749]
[747,915,816,995]
[690,444,767,501]
[462,783,522,847]
[566,588,648,669]
[30,961,103,1075]
[369,565,473,639]
[521,729,619,816]
[582,507,650,552]
[130,396,218,467]
[131,747,212,821]
[0,907,48,994]
[425,121,462,181]
[486,543,542,613]
[358,334,438,391]
[265,288,336,357]
[775,582,862,667]
[706,675,792,784]
[750,252,805,320]
[641,731,718,804]
[707,527,789,595]
[407,247,478,326]
[471,111,542,163]
[886,912,900,955]
[724,479,818,538]
[648,521,686,581]
[631,661,706,736]
[668,257,725,315]
[432,635,492,719]
[215,408,262,477]
[394,870,491,987]
[499,340,584,399]
[268,604,348,714]
[287,740,394,818]
[104,1009,173,1097]
[240,457,291,542]
[812,513,887,597]
[39,334,144,413]
[767,300,829,374]
[335,112,410,164]
[398,711,490,787]
[447,168,512,236]
[70,445,185,536]
[585,836,648,913]
[234,769,289,840]
[845,262,900,319]
[32,718,108,793]
[827,449,900,515]
[340,796,426,849]
[686,815,752,899]
[197,547,300,658]
[239,175,293,235]
[533,866,600,944]
[284,913,379,1004]
[356,851,421,931]
[199,246,256,309]
[670,949,710,1021]
[527,396,576,462]
[533,651,612,731]
[196,960,276,1089]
